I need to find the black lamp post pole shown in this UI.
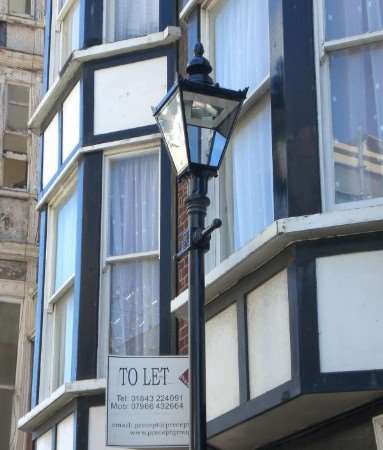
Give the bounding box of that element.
[186,171,210,450]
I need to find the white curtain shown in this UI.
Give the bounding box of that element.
[108,153,160,356]
[221,98,273,257]
[55,190,77,292]
[211,0,269,92]
[113,0,159,41]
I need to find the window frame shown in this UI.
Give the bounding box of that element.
[43,171,77,392]
[314,0,383,211]
[102,0,161,44]
[3,83,30,191]
[97,144,161,376]
[199,0,272,271]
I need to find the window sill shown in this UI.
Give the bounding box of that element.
[28,26,181,135]
[0,13,44,29]
[18,378,106,433]
[171,204,383,319]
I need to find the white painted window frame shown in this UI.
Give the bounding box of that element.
[97,143,161,377]
[314,0,383,211]
[44,170,77,393]
[200,0,271,271]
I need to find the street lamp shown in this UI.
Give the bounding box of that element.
[153,43,247,450]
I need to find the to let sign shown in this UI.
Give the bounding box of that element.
[107,355,189,448]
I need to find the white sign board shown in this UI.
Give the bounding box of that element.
[107,356,189,448]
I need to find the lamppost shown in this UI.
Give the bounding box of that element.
[153,43,247,450]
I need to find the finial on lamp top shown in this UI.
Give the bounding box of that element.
[186,43,214,85]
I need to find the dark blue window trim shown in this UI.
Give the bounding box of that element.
[31,208,47,408]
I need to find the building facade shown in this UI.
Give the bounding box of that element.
[18,0,383,449]
[0,0,44,449]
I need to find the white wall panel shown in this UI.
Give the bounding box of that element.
[43,114,59,187]
[206,304,239,421]
[57,414,74,450]
[36,430,53,450]
[94,57,167,135]
[247,269,291,399]
[317,250,383,372]
[89,406,132,450]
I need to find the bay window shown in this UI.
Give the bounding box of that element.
[39,178,77,399]
[316,0,383,208]
[99,148,160,375]
[104,0,159,43]
[202,0,273,271]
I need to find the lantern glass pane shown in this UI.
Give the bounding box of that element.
[187,126,217,166]
[183,90,239,129]
[157,92,188,174]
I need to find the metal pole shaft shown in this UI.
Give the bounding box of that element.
[186,172,210,450]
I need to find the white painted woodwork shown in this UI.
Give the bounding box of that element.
[62,81,80,161]
[35,430,53,450]
[206,304,239,421]
[88,406,132,450]
[317,250,383,372]
[247,270,291,399]
[56,414,74,450]
[373,414,383,450]
[172,204,383,319]
[93,56,167,135]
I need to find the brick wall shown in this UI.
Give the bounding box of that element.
[176,178,189,354]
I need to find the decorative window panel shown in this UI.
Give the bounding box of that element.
[62,82,80,161]
[317,250,383,372]
[105,0,159,43]
[247,270,291,399]
[206,304,240,421]
[93,57,167,135]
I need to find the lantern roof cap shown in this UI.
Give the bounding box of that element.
[186,43,214,85]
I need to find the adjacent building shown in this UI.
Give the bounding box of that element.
[17,0,383,450]
[0,0,44,449]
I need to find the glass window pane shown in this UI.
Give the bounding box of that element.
[108,153,159,256]
[57,414,74,450]
[3,133,27,153]
[42,114,59,187]
[9,0,31,14]
[325,0,383,41]
[0,389,14,449]
[6,104,28,131]
[61,2,80,64]
[55,190,77,291]
[157,93,188,174]
[8,85,29,104]
[329,43,383,204]
[36,430,53,450]
[54,290,74,389]
[210,0,269,91]
[0,302,20,386]
[110,260,160,356]
[3,158,27,189]
[62,82,80,160]
[106,0,159,43]
[220,97,273,257]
